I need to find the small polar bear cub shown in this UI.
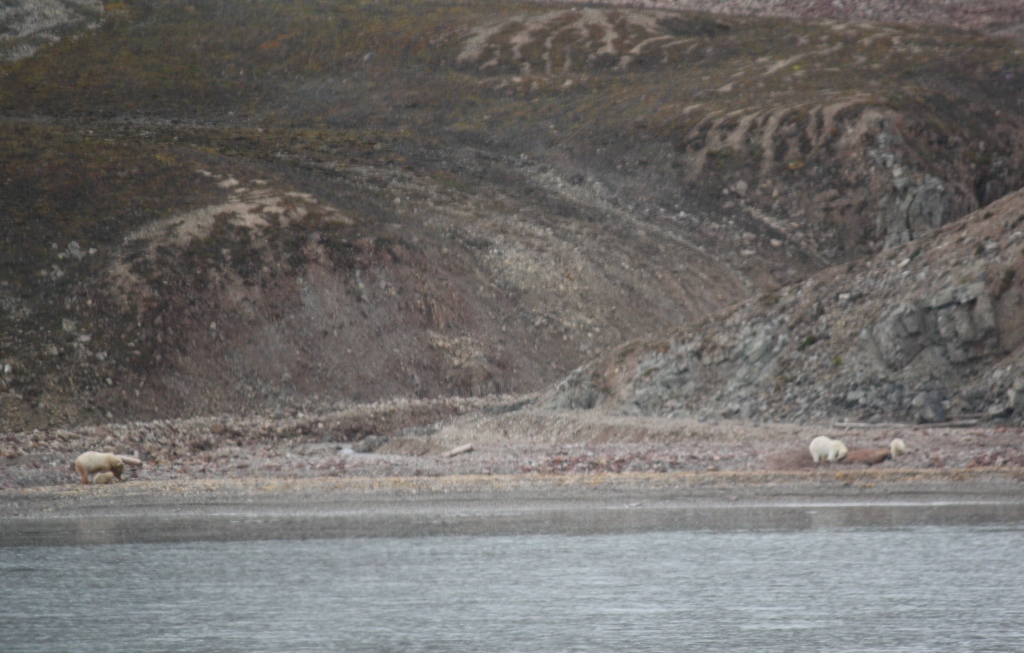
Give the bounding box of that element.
[890,438,907,458]
[809,436,849,463]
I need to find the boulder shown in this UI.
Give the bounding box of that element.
[911,391,945,423]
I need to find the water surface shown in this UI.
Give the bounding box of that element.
[3,526,1023,652]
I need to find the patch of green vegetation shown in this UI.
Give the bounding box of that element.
[798,334,818,350]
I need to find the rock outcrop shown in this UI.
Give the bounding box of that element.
[0,0,103,62]
[545,188,1024,424]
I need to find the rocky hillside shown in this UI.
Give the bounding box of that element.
[576,0,1024,34]
[546,188,1024,425]
[2,0,1024,430]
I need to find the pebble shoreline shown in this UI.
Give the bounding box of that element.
[3,397,1023,490]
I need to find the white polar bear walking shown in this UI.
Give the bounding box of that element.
[809,436,848,463]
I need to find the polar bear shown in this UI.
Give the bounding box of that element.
[92,471,119,485]
[809,436,848,463]
[890,438,907,458]
[75,452,123,484]
[74,452,142,484]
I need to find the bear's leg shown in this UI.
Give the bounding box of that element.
[75,461,89,485]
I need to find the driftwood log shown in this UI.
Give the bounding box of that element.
[444,443,474,457]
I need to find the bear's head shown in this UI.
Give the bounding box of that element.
[834,441,849,461]
[890,438,907,457]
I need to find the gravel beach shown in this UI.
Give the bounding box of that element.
[3,397,1023,489]
[4,398,1023,545]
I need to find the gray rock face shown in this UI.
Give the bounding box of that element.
[546,370,602,411]
[870,282,998,371]
[0,0,103,62]
[911,391,946,423]
[1011,378,1024,413]
[871,303,926,370]
[881,175,957,248]
[542,189,1024,425]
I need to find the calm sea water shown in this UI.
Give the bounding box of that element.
[2,526,1023,652]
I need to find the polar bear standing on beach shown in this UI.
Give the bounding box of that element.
[75,452,123,484]
[74,452,142,484]
[809,436,848,463]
